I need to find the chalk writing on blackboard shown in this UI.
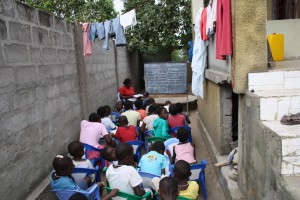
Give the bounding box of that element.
[144,62,187,94]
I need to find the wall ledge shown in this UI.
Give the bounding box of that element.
[205,69,231,84]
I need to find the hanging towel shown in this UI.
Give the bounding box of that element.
[191,8,209,98]
[216,0,232,60]
[103,16,127,50]
[120,9,137,32]
[82,23,93,57]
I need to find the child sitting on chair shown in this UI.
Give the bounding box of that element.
[101,146,118,165]
[153,107,171,139]
[115,101,125,114]
[138,141,167,176]
[68,141,95,189]
[158,177,179,200]
[106,143,146,197]
[175,102,191,124]
[135,100,147,120]
[174,160,199,200]
[97,106,117,132]
[167,104,186,129]
[50,155,118,199]
[171,127,196,164]
[114,116,137,142]
[141,104,159,132]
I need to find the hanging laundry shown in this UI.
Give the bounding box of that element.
[191,8,209,98]
[188,41,193,62]
[103,16,127,50]
[207,0,217,36]
[216,0,232,60]
[120,9,137,32]
[200,7,208,41]
[82,23,93,57]
[89,22,105,41]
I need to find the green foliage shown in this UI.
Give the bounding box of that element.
[123,0,192,55]
[171,49,188,62]
[20,0,117,22]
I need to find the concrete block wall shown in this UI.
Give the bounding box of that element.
[0,1,81,199]
[0,1,133,199]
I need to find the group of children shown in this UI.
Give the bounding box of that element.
[50,93,200,200]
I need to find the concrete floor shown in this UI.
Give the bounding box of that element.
[189,110,227,200]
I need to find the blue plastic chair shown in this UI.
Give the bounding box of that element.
[138,171,161,189]
[53,184,100,200]
[72,166,101,189]
[164,138,179,176]
[105,187,152,200]
[135,126,142,141]
[143,130,153,152]
[110,112,121,124]
[169,126,192,143]
[127,140,144,162]
[83,143,106,169]
[189,160,207,200]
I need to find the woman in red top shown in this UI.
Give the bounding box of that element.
[115,116,137,142]
[119,78,135,100]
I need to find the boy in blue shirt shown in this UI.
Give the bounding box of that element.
[138,141,167,175]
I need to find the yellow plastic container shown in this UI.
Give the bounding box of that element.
[267,33,284,61]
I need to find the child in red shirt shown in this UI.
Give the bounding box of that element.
[115,116,137,142]
[167,104,185,129]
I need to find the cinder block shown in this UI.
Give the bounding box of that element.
[284,71,300,78]
[49,31,62,46]
[1,0,15,17]
[282,138,300,157]
[66,22,74,33]
[0,50,4,66]
[68,50,76,63]
[32,27,49,45]
[16,2,38,24]
[284,77,300,89]
[51,64,64,78]
[29,46,42,64]
[38,10,53,27]
[260,98,278,121]
[0,93,9,114]
[291,96,300,109]
[26,105,41,125]
[37,65,52,85]
[13,89,34,109]
[57,49,69,62]
[47,84,60,98]
[0,19,7,40]
[249,71,284,87]
[15,65,37,88]
[9,21,31,43]
[0,111,27,134]
[54,16,66,32]
[64,64,76,76]
[0,67,15,87]
[42,48,57,63]
[62,34,73,47]
[35,86,47,100]
[281,161,294,175]
[4,43,28,64]
[289,108,300,114]
[277,97,291,120]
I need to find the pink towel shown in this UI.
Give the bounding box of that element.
[216,0,232,60]
[82,23,93,57]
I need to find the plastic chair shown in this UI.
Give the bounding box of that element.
[53,184,100,200]
[105,187,152,200]
[177,196,191,200]
[138,171,161,189]
[164,138,179,158]
[135,126,142,141]
[145,136,168,153]
[190,160,207,200]
[110,112,121,124]
[127,140,144,162]
[83,143,106,169]
[169,126,192,143]
[72,166,101,189]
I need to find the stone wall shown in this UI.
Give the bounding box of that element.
[0,1,133,199]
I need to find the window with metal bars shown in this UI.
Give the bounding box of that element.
[272,0,299,19]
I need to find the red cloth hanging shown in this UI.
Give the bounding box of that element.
[216,0,232,60]
[200,8,208,41]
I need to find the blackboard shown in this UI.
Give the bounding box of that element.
[144,62,187,94]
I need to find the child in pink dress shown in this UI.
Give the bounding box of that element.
[171,127,196,164]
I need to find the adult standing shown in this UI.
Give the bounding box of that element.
[119,78,135,100]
